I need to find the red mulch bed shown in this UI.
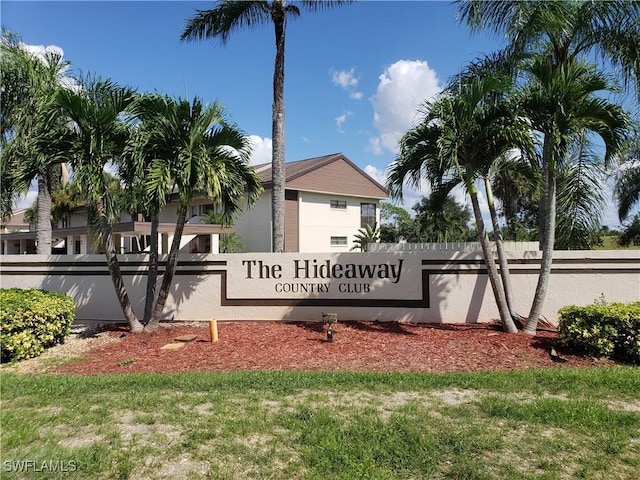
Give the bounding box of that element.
[54,321,614,375]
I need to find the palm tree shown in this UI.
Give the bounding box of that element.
[388,75,531,333]
[458,1,639,96]
[350,223,380,252]
[0,33,72,253]
[614,132,640,223]
[554,134,608,250]
[52,76,143,331]
[125,94,263,332]
[457,0,639,333]
[180,0,354,252]
[515,59,628,333]
[490,154,541,242]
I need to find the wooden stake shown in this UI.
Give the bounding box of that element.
[209,319,218,342]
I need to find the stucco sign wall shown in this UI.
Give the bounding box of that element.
[224,254,427,306]
[0,251,638,323]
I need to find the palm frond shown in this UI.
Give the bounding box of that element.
[181,1,272,44]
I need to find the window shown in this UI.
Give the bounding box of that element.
[191,204,214,218]
[330,236,348,246]
[361,203,376,228]
[330,200,347,209]
[201,204,213,215]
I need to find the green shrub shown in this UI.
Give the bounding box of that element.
[558,300,640,364]
[0,288,75,362]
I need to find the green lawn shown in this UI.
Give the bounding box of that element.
[1,367,639,479]
[595,235,640,250]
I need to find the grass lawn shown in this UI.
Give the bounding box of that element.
[1,367,639,479]
[595,235,640,250]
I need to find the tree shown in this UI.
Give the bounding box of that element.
[618,214,640,247]
[515,59,628,332]
[52,77,142,330]
[490,155,540,242]
[379,202,412,243]
[50,181,83,228]
[124,93,263,332]
[180,0,354,252]
[458,0,639,333]
[388,74,532,333]
[351,223,380,252]
[614,132,640,223]
[202,208,246,253]
[219,233,245,253]
[411,194,473,243]
[554,135,608,250]
[0,32,72,252]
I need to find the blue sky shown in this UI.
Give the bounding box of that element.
[1,0,628,226]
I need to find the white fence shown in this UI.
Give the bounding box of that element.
[368,242,540,253]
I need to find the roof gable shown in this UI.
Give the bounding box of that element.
[255,153,387,199]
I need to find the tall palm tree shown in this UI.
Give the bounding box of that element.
[388,75,532,333]
[515,59,628,333]
[457,0,639,333]
[180,0,353,252]
[52,77,143,331]
[0,33,72,253]
[125,94,263,332]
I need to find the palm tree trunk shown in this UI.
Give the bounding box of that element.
[142,213,159,325]
[146,202,188,332]
[469,178,518,333]
[271,12,286,253]
[96,198,144,333]
[525,137,556,335]
[484,176,518,321]
[35,173,52,255]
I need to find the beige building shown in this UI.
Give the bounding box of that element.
[236,153,388,252]
[1,153,387,255]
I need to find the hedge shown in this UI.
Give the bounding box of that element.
[0,288,75,362]
[558,300,640,364]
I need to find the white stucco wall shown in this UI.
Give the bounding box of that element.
[298,193,378,252]
[233,195,273,252]
[233,192,381,253]
[1,251,637,325]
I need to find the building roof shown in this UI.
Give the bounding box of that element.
[1,209,29,231]
[254,153,388,199]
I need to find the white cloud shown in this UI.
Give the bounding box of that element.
[369,59,442,155]
[19,42,80,91]
[332,68,358,89]
[364,164,387,186]
[331,68,363,101]
[248,135,272,165]
[335,111,353,133]
[367,137,383,156]
[20,42,64,61]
